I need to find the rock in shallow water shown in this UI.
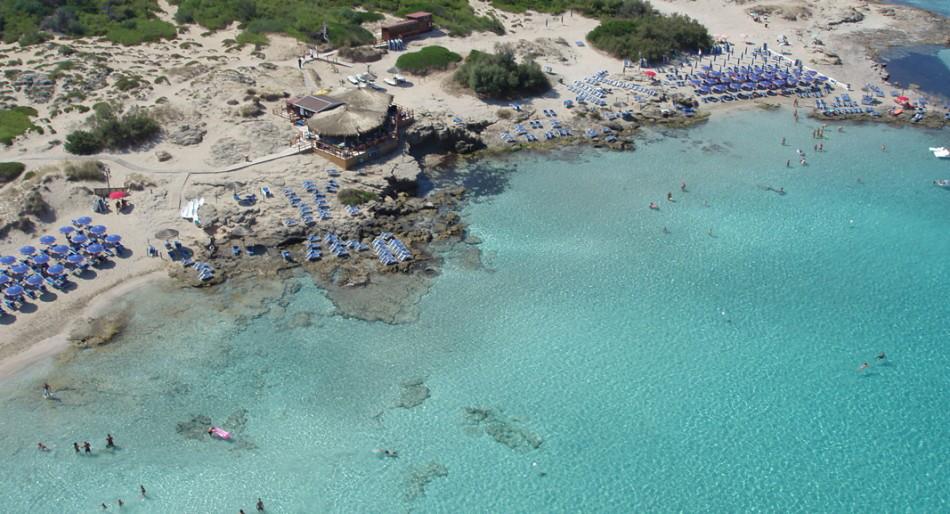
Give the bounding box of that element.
[463,406,543,452]
[404,461,448,502]
[396,378,430,409]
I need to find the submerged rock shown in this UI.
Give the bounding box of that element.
[396,378,430,409]
[463,406,543,452]
[404,461,448,502]
[176,414,213,440]
[68,310,131,348]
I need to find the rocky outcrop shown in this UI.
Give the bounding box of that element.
[12,72,55,103]
[822,7,864,28]
[405,118,487,156]
[167,123,207,146]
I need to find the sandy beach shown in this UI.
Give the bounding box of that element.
[0,0,946,378]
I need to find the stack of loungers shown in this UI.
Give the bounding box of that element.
[372,233,412,265]
[322,233,350,258]
[305,234,322,261]
[194,261,214,282]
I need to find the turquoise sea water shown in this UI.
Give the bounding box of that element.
[887,0,950,16]
[1,109,949,512]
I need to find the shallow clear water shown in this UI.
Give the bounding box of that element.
[886,0,950,16]
[2,110,949,513]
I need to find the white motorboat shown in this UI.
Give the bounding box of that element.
[384,77,398,87]
[346,75,359,85]
[930,146,949,159]
[934,179,950,189]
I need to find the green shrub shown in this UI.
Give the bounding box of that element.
[584,3,711,62]
[0,106,40,145]
[115,75,142,91]
[64,130,104,155]
[338,188,377,205]
[63,160,107,181]
[64,103,161,155]
[236,31,269,47]
[454,47,550,99]
[0,162,26,183]
[396,46,462,75]
[105,19,177,45]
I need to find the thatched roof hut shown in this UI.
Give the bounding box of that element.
[306,88,393,137]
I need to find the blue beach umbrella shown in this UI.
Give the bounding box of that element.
[47,264,66,276]
[39,235,56,245]
[86,243,104,255]
[67,254,84,265]
[0,255,16,265]
[10,263,29,275]
[71,233,89,245]
[105,234,122,244]
[32,254,50,265]
[19,245,36,256]
[50,244,69,255]
[75,216,93,226]
[89,225,107,235]
[25,274,44,287]
[0,275,10,285]
[59,226,75,235]
[4,285,24,297]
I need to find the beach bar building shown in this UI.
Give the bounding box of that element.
[380,12,433,41]
[285,95,343,119]
[291,88,413,170]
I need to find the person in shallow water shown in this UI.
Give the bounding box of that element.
[257,498,265,511]
[42,382,51,398]
[106,434,115,448]
[83,442,91,453]
[858,362,870,372]
[667,192,673,202]
[877,352,886,361]
[37,442,49,451]
[649,202,659,210]
[680,181,687,193]
[139,485,147,498]
[74,442,80,453]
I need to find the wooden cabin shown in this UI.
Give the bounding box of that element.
[380,11,433,41]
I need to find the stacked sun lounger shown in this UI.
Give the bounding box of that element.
[322,233,349,258]
[302,234,321,261]
[194,262,214,282]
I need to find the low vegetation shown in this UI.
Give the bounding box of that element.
[64,103,161,155]
[0,106,40,145]
[63,160,107,181]
[0,0,175,45]
[338,188,377,206]
[0,162,26,184]
[454,46,550,99]
[584,1,712,62]
[395,46,462,75]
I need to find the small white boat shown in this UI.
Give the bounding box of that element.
[934,179,950,188]
[384,77,398,87]
[930,146,949,159]
[346,75,359,85]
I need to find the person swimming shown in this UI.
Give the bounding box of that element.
[37,442,49,451]
[858,362,870,372]
[876,352,886,361]
[373,448,399,458]
[680,181,687,193]
[649,202,659,210]
[666,192,673,202]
